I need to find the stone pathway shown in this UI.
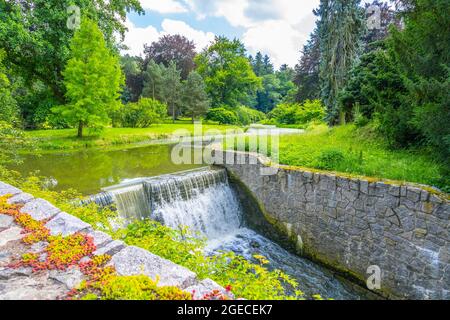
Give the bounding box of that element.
[0,181,229,300]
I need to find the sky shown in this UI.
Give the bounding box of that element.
[122,0,321,69]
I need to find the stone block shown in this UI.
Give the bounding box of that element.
[20,198,61,221]
[110,246,197,289]
[45,212,92,236]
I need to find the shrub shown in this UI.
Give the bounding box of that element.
[122,98,167,128]
[315,149,345,170]
[235,106,266,125]
[268,100,325,125]
[268,103,297,125]
[205,107,238,125]
[295,100,326,124]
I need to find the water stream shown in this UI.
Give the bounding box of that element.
[90,167,370,300]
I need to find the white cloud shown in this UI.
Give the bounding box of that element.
[139,0,188,14]
[243,20,308,68]
[122,18,215,57]
[125,0,322,67]
[184,0,320,67]
[161,19,215,51]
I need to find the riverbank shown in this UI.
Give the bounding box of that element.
[24,124,242,152]
[225,124,448,191]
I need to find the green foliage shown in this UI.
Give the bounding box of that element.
[269,100,325,125]
[0,50,18,125]
[205,108,239,125]
[316,0,366,124]
[114,220,303,300]
[235,106,266,126]
[121,98,167,128]
[0,0,142,105]
[294,29,321,102]
[388,0,450,161]
[100,275,192,300]
[316,149,346,170]
[0,121,30,165]
[52,19,124,138]
[120,55,144,103]
[182,71,210,121]
[195,37,262,108]
[142,61,182,121]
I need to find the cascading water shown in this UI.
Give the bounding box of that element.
[88,167,371,300]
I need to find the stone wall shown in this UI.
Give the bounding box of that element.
[217,150,450,300]
[0,181,228,300]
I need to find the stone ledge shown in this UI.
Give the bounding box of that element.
[109,246,198,289]
[0,182,21,197]
[20,198,61,221]
[45,212,92,236]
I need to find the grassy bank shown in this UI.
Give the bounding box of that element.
[226,124,448,190]
[25,123,241,152]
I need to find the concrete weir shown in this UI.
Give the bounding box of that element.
[215,150,450,300]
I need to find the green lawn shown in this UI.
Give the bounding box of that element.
[227,124,447,190]
[26,123,241,151]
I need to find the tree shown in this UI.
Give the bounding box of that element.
[182,72,210,122]
[363,1,400,47]
[53,19,124,138]
[0,0,142,104]
[195,37,262,109]
[316,0,366,124]
[0,50,18,125]
[142,60,165,101]
[294,28,321,102]
[121,55,144,103]
[389,0,450,161]
[144,35,196,80]
[160,62,182,122]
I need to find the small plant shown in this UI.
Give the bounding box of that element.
[316,149,345,170]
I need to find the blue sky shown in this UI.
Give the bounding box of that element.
[123,0,321,68]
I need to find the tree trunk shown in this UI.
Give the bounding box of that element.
[172,105,176,124]
[78,121,83,138]
[339,111,346,125]
[192,113,195,124]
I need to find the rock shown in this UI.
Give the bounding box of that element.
[0,214,14,230]
[0,267,33,280]
[93,240,125,256]
[0,274,66,300]
[87,230,113,248]
[49,266,84,290]
[7,192,34,205]
[20,198,61,221]
[45,212,91,236]
[0,182,21,197]
[30,241,48,253]
[185,279,234,300]
[414,228,428,239]
[110,246,197,289]
[0,227,24,247]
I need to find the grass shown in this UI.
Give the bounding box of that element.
[226,124,448,190]
[25,123,241,152]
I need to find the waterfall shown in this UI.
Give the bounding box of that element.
[87,168,243,239]
[144,169,242,239]
[83,167,368,299]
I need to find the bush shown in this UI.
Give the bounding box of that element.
[205,107,238,125]
[295,100,326,124]
[121,98,167,128]
[235,106,266,125]
[268,100,325,125]
[315,149,345,170]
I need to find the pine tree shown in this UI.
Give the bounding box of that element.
[142,60,165,101]
[182,71,210,123]
[161,62,182,122]
[53,19,124,138]
[316,0,366,124]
